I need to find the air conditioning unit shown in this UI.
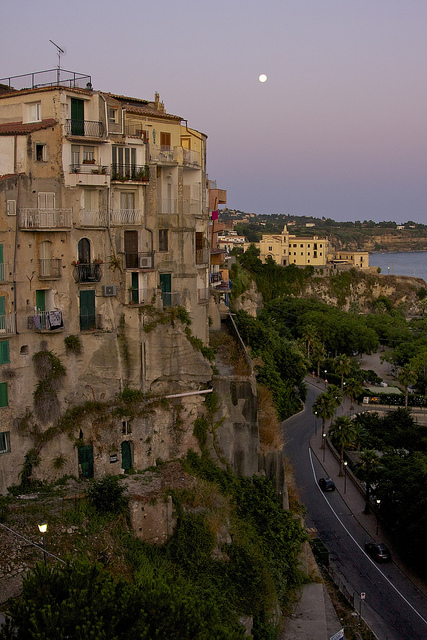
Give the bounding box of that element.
[103,284,117,297]
[138,256,152,269]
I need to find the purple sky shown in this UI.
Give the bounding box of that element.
[2,0,427,223]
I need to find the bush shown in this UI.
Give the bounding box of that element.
[87,475,127,514]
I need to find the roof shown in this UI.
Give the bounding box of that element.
[0,119,57,135]
[106,93,182,121]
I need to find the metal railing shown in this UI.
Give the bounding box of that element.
[198,288,209,303]
[111,164,149,182]
[124,252,154,269]
[79,210,108,227]
[72,263,102,283]
[128,288,150,305]
[19,208,72,230]
[65,119,104,137]
[70,164,108,175]
[110,209,143,225]
[161,291,181,307]
[0,69,91,90]
[0,314,16,334]
[28,310,63,331]
[210,272,222,283]
[183,148,200,166]
[183,198,202,214]
[150,145,176,163]
[38,259,62,279]
[196,248,210,265]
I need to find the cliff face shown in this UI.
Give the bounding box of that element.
[331,231,427,253]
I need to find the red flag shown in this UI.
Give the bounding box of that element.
[211,210,218,220]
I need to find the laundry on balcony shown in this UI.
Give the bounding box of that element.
[47,310,63,330]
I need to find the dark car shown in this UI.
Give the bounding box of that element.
[365,542,391,563]
[318,477,335,492]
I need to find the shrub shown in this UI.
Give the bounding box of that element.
[87,475,127,514]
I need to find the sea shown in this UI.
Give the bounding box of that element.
[369,251,427,283]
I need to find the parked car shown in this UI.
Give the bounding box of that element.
[318,477,335,492]
[379,382,388,387]
[364,542,391,563]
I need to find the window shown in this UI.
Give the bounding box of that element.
[268,246,272,251]
[83,146,95,162]
[109,108,118,123]
[35,144,46,162]
[6,200,16,216]
[120,192,135,210]
[84,189,97,211]
[0,382,8,407]
[20,345,29,355]
[26,102,41,123]
[122,420,132,435]
[160,132,171,149]
[71,145,80,167]
[159,229,168,252]
[0,341,10,364]
[301,252,303,256]
[0,431,10,454]
[78,238,91,264]
[38,192,55,209]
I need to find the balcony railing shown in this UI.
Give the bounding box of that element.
[183,198,202,214]
[79,210,108,227]
[110,209,143,225]
[183,148,200,167]
[161,291,180,307]
[65,120,104,137]
[128,288,150,305]
[19,209,72,230]
[150,145,177,164]
[28,310,63,332]
[0,313,16,334]
[39,259,62,279]
[125,124,147,139]
[124,252,154,269]
[196,248,210,265]
[157,199,177,214]
[70,163,108,175]
[111,164,149,182]
[73,263,102,283]
[198,288,209,304]
[210,272,222,283]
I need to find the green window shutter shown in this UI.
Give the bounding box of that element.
[78,445,94,478]
[121,441,132,470]
[0,382,8,407]
[0,341,9,365]
[79,290,96,331]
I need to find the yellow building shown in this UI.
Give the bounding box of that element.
[246,226,329,267]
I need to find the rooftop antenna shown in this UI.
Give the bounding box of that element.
[49,40,65,85]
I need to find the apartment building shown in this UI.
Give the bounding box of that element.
[0,69,219,492]
[245,225,330,267]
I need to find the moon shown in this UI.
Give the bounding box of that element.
[258,74,267,83]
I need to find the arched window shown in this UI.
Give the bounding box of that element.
[78,238,91,264]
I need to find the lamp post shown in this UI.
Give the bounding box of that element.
[322,433,326,462]
[38,522,47,565]
[314,411,317,437]
[344,461,348,494]
[376,499,381,536]
[324,370,328,388]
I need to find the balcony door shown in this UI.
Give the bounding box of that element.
[160,273,172,307]
[79,290,96,331]
[71,98,84,136]
[124,230,138,268]
[40,241,52,277]
[0,296,5,332]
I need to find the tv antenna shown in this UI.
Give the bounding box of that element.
[49,40,65,84]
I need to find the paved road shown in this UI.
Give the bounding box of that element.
[284,381,427,640]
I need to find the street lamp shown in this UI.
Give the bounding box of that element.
[376,499,381,536]
[344,461,348,494]
[38,521,47,565]
[314,411,317,437]
[322,433,326,462]
[324,370,328,388]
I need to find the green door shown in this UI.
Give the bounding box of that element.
[0,244,4,282]
[131,272,139,304]
[160,273,172,307]
[36,290,46,312]
[71,98,84,135]
[121,441,132,472]
[0,296,4,332]
[79,290,96,330]
[78,445,94,478]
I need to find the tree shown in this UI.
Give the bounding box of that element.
[344,377,365,409]
[358,449,380,514]
[311,340,326,379]
[312,386,342,446]
[398,363,417,408]
[300,324,318,359]
[335,354,352,389]
[329,416,357,476]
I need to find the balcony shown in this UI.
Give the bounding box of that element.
[183,198,202,215]
[210,272,222,283]
[183,148,200,167]
[128,288,152,305]
[28,310,63,332]
[79,210,108,227]
[38,259,62,279]
[150,145,177,164]
[19,208,72,230]
[69,163,109,186]
[198,288,209,304]
[161,291,180,307]
[196,248,210,265]
[125,124,147,139]
[111,164,149,183]
[157,199,177,214]
[73,263,102,283]
[110,209,143,226]
[0,313,16,335]
[65,120,104,138]
[124,252,154,269]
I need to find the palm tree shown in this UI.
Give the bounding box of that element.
[358,449,380,514]
[312,386,342,446]
[301,324,318,359]
[335,354,352,390]
[329,416,357,476]
[398,363,417,409]
[344,377,364,410]
[311,340,326,380]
